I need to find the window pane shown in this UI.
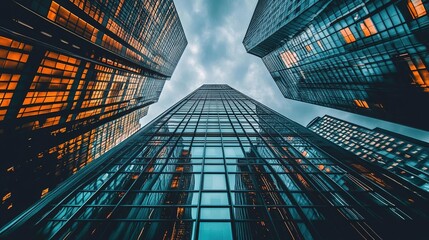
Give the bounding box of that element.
[198,222,233,240]
[203,174,227,190]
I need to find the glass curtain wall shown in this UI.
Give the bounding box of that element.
[1,84,427,239]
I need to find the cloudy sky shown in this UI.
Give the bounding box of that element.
[141,0,428,142]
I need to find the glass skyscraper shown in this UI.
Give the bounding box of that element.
[0,0,186,223]
[1,85,427,239]
[243,0,429,130]
[307,115,429,192]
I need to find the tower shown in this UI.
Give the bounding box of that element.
[308,115,429,192]
[1,84,427,239]
[0,0,187,223]
[243,0,429,130]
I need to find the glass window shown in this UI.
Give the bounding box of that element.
[224,147,244,158]
[279,51,299,68]
[340,27,356,43]
[201,192,229,205]
[408,0,427,18]
[203,174,227,190]
[360,18,377,37]
[198,222,233,240]
[191,147,204,158]
[205,147,223,158]
[200,208,230,219]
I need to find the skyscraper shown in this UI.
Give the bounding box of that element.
[0,0,187,223]
[1,84,427,239]
[307,115,429,192]
[243,0,429,130]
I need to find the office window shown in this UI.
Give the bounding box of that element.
[354,99,369,108]
[316,40,324,50]
[340,27,356,43]
[406,56,429,90]
[360,18,377,37]
[408,0,427,19]
[280,50,299,68]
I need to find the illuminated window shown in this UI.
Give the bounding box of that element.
[302,151,308,157]
[70,0,104,24]
[2,192,11,202]
[47,1,98,43]
[18,51,82,119]
[354,99,369,108]
[405,56,429,91]
[41,188,49,198]
[280,51,299,68]
[360,18,377,37]
[115,0,125,17]
[340,27,356,43]
[0,36,32,120]
[317,40,325,50]
[408,0,427,19]
[305,45,312,52]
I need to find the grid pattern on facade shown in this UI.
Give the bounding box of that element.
[1,85,427,239]
[244,0,429,130]
[308,115,429,192]
[0,0,186,224]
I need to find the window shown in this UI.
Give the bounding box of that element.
[360,18,377,37]
[317,40,325,50]
[405,56,429,90]
[280,50,299,68]
[354,99,369,108]
[41,188,49,198]
[340,27,356,43]
[408,0,427,19]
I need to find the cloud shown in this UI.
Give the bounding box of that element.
[140,0,428,143]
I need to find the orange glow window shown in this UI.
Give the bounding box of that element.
[360,18,377,37]
[115,0,125,17]
[305,45,312,52]
[406,56,429,91]
[41,188,49,198]
[2,192,11,202]
[280,51,299,68]
[171,179,179,188]
[70,0,104,24]
[354,99,369,108]
[408,0,427,19]
[47,1,98,42]
[340,27,356,43]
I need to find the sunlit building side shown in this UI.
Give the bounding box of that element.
[0,0,187,223]
[1,85,427,239]
[243,0,429,130]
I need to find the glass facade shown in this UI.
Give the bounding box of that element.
[308,115,429,192]
[0,0,187,223]
[1,85,427,239]
[243,0,429,130]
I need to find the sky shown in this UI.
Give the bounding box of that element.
[141,0,429,143]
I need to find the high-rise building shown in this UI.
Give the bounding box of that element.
[243,0,429,130]
[1,84,427,239]
[0,0,187,223]
[307,115,429,192]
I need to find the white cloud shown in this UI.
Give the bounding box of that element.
[188,43,200,54]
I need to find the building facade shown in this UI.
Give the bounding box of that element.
[0,0,187,223]
[307,115,429,192]
[1,84,427,239]
[243,0,429,130]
